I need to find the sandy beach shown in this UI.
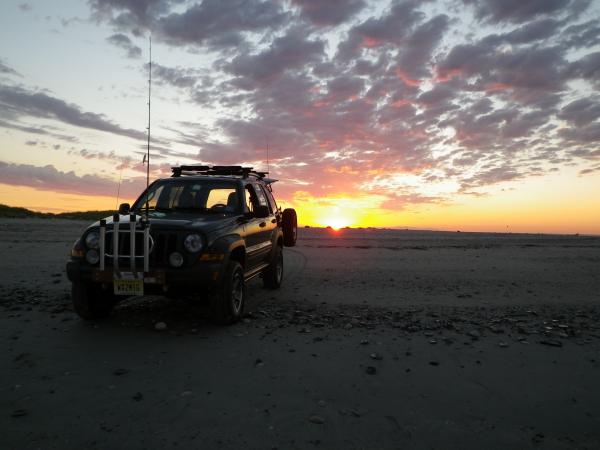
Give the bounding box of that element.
[2,218,600,449]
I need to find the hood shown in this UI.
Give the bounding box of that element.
[88,210,239,234]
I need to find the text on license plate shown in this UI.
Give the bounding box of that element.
[114,278,144,296]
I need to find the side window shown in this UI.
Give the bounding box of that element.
[245,185,258,213]
[253,183,268,207]
[260,185,277,213]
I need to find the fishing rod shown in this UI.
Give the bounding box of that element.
[115,161,124,210]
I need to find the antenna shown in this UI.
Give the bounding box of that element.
[266,139,270,174]
[145,35,152,219]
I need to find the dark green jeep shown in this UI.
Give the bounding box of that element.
[66,166,297,324]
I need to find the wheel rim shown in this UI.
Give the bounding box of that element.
[276,251,283,282]
[231,271,243,313]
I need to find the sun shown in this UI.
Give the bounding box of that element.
[325,216,351,230]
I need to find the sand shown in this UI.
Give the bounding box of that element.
[1,218,600,449]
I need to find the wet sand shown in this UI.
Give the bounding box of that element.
[1,219,600,449]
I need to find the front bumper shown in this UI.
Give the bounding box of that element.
[66,259,225,290]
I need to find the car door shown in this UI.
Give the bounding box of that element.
[256,182,278,245]
[245,183,270,270]
[243,183,272,269]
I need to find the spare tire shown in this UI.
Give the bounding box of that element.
[282,208,297,247]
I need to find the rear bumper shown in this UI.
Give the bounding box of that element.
[66,260,225,289]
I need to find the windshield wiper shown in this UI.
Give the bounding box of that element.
[173,206,211,212]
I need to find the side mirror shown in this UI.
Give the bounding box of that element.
[118,203,130,215]
[254,205,270,218]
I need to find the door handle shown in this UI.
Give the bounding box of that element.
[259,222,266,228]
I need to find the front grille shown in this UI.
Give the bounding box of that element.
[102,230,179,268]
[150,232,178,267]
[105,230,150,258]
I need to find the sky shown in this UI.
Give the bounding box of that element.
[0,0,599,233]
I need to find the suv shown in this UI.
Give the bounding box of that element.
[66,165,297,324]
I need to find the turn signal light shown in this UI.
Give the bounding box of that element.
[71,240,85,258]
[71,249,85,258]
[199,253,224,262]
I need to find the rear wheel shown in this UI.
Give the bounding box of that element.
[72,282,117,320]
[282,208,297,247]
[263,245,283,289]
[210,261,245,325]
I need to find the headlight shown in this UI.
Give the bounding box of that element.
[85,231,100,249]
[169,252,184,267]
[86,249,99,264]
[184,234,203,253]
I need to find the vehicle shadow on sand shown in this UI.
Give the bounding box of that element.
[105,279,269,335]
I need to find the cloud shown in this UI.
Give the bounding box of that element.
[0,83,147,141]
[38,0,600,211]
[107,33,142,58]
[504,18,561,44]
[89,0,178,25]
[558,97,600,126]
[561,20,600,49]
[395,14,450,81]
[579,165,600,175]
[90,0,289,52]
[337,0,425,59]
[558,122,600,144]
[460,166,525,190]
[464,0,584,24]
[567,52,600,86]
[150,62,201,88]
[417,84,455,106]
[437,40,572,102]
[0,119,79,142]
[0,161,145,199]
[0,59,21,77]
[225,30,325,84]
[292,0,366,26]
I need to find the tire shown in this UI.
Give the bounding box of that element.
[282,208,297,247]
[210,261,245,325]
[263,245,283,289]
[72,282,117,320]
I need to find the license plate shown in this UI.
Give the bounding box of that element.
[114,277,144,296]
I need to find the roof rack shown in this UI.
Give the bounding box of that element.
[171,165,268,179]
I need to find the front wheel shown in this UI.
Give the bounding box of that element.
[210,261,245,325]
[72,282,117,320]
[263,245,283,289]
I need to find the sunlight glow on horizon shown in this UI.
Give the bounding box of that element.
[320,214,353,231]
[1,162,599,235]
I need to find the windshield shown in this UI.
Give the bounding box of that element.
[132,180,241,214]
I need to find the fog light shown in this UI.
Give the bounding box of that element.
[86,249,99,264]
[169,252,184,267]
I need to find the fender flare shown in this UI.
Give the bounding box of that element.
[210,235,246,267]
